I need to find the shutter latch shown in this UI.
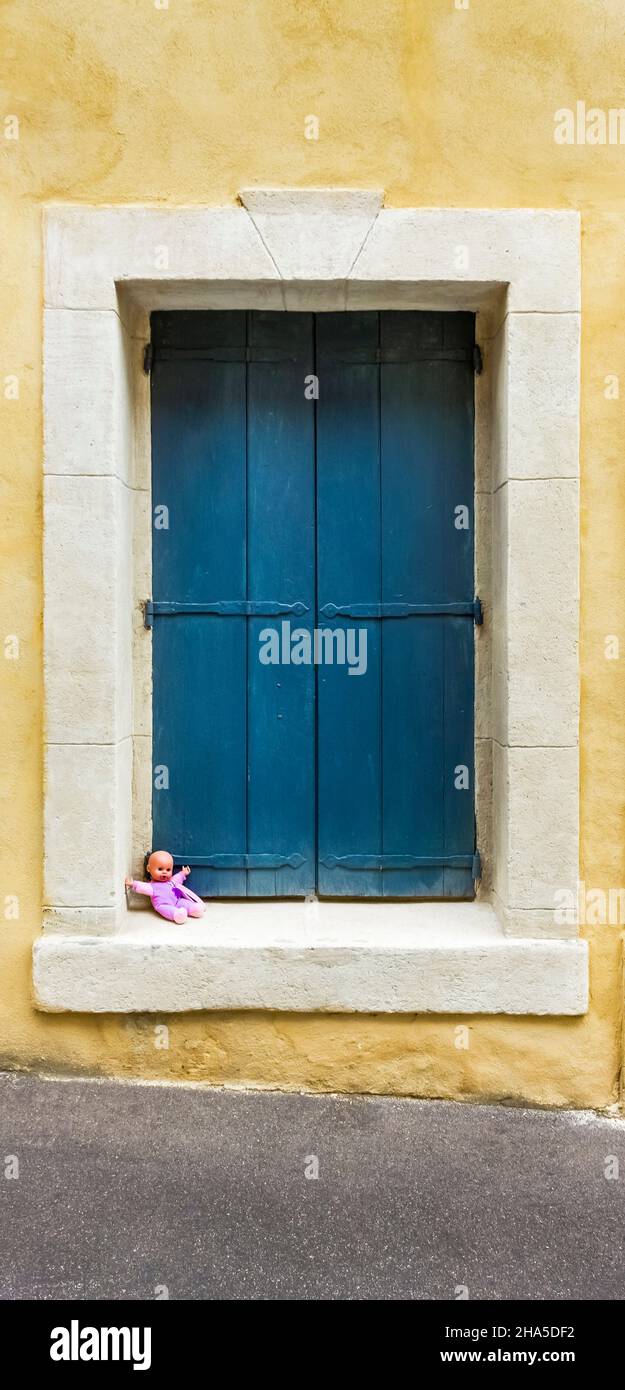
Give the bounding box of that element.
[473,343,483,375]
[143,342,153,374]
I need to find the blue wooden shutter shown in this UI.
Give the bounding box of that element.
[150,310,316,897]
[316,311,477,898]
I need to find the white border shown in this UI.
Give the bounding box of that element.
[36,193,584,1013]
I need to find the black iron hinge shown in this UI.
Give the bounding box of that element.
[473,344,483,375]
[472,851,482,882]
[143,342,154,375]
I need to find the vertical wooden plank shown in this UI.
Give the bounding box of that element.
[316,312,382,897]
[444,616,475,899]
[246,311,316,896]
[151,335,248,897]
[380,340,446,896]
[380,313,475,899]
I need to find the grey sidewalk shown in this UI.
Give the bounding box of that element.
[0,1071,623,1301]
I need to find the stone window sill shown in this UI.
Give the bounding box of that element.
[33,902,588,1015]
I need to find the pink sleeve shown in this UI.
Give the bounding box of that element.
[171,871,185,886]
[131,880,154,896]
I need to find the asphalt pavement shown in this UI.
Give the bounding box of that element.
[1,1071,623,1300]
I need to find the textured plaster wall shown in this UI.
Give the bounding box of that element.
[1,0,624,1105]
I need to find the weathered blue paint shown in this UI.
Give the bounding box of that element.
[150,310,477,899]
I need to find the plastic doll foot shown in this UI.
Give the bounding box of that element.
[188,905,206,918]
[173,908,188,924]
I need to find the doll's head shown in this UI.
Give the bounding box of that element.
[146,850,174,882]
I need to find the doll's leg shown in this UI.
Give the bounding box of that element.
[180,887,206,917]
[154,902,188,924]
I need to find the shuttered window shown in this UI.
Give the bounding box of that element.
[149,310,479,899]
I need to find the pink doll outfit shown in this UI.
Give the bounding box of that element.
[131,871,204,922]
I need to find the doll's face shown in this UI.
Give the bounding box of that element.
[147,850,174,881]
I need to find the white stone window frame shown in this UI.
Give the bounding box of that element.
[35,191,586,1015]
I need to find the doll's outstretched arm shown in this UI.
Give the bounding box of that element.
[172,867,191,885]
[126,879,154,896]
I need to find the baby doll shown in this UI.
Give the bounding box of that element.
[125,850,206,924]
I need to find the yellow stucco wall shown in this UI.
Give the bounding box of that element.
[1,0,624,1106]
